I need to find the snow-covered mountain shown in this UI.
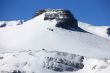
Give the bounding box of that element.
[0,9,110,73]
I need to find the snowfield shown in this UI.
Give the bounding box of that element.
[78,21,110,40]
[0,50,110,73]
[0,9,110,73]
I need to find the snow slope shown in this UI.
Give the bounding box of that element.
[0,50,110,73]
[0,13,110,58]
[0,9,110,73]
[78,21,110,40]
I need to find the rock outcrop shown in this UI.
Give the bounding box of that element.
[43,52,84,72]
[0,50,109,73]
[0,50,84,73]
[107,28,110,36]
[34,9,78,30]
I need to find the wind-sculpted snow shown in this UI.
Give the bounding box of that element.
[0,50,109,73]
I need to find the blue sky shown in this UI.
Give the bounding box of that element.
[0,0,110,26]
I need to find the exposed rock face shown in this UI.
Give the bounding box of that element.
[107,28,110,36]
[0,50,110,73]
[43,51,84,72]
[0,50,84,73]
[0,23,6,27]
[34,9,78,30]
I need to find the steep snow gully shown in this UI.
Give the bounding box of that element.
[0,9,110,73]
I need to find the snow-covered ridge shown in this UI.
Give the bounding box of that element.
[0,20,24,27]
[0,49,110,73]
[78,21,110,40]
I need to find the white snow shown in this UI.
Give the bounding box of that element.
[0,13,110,73]
[0,20,23,27]
[0,13,110,58]
[78,21,110,40]
[0,50,110,73]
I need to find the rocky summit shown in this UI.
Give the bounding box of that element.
[34,9,78,30]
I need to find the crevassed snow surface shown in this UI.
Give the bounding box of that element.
[0,13,110,73]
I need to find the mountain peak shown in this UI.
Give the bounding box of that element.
[34,9,78,30]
